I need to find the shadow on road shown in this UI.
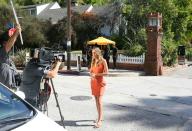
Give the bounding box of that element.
[167,96,192,105]
[105,96,192,129]
[56,120,94,127]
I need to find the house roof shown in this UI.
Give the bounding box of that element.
[37,5,91,24]
[93,3,121,18]
[41,2,57,10]
[73,3,121,18]
[37,8,67,24]
[37,3,121,24]
[71,5,91,14]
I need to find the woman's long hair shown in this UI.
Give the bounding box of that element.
[91,47,103,67]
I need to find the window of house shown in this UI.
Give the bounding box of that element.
[30,9,36,16]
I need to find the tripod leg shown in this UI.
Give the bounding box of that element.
[43,101,48,114]
[46,103,49,116]
[50,79,65,128]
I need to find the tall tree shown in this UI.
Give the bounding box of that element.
[0,4,49,48]
[120,0,148,55]
[71,13,102,49]
[0,5,14,31]
[121,0,192,64]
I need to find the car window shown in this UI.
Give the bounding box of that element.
[0,83,35,127]
[0,91,10,103]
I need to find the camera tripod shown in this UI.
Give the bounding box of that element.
[38,77,65,128]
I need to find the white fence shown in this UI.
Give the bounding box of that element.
[115,54,145,64]
[71,52,145,64]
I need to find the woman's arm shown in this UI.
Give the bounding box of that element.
[5,24,21,53]
[89,66,95,78]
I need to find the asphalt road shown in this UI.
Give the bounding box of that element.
[46,65,192,131]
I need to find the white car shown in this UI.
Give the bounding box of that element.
[0,82,67,131]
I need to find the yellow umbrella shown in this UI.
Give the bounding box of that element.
[87,37,115,45]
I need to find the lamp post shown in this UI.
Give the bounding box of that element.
[67,0,71,70]
[144,12,163,76]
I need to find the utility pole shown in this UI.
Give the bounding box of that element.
[67,0,71,70]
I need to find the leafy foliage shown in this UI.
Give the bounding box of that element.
[80,0,115,5]
[121,0,192,66]
[22,17,50,48]
[161,38,177,66]
[46,18,68,48]
[124,44,144,56]
[0,5,50,49]
[12,48,30,67]
[120,1,147,55]
[186,48,192,61]
[0,5,14,31]
[1,0,192,66]
[0,0,7,5]
[71,13,102,49]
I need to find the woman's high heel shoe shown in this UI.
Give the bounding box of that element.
[94,121,102,128]
[93,119,103,123]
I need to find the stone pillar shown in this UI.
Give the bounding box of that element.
[144,12,163,76]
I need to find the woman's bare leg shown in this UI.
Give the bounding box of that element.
[94,95,103,128]
[98,95,103,122]
[95,96,99,119]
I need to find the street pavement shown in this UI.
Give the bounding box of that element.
[46,65,192,131]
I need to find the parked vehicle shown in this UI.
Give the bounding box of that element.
[0,82,67,131]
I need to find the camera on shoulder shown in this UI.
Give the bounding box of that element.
[31,47,65,66]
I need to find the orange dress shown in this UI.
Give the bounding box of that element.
[90,63,106,96]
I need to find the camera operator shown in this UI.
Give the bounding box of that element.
[0,24,21,89]
[19,49,62,107]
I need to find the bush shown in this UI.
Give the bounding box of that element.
[110,34,125,50]
[186,48,192,61]
[162,39,177,66]
[124,44,144,56]
[12,49,30,67]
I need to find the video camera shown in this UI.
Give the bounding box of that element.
[33,47,65,66]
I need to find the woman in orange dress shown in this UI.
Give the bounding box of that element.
[90,47,108,128]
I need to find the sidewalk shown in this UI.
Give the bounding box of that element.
[59,66,145,77]
[60,62,190,77]
[163,64,188,76]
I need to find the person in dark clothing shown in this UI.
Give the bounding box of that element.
[0,24,21,89]
[20,48,62,107]
[87,46,92,69]
[112,44,118,69]
[82,44,87,66]
[103,45,110,68]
